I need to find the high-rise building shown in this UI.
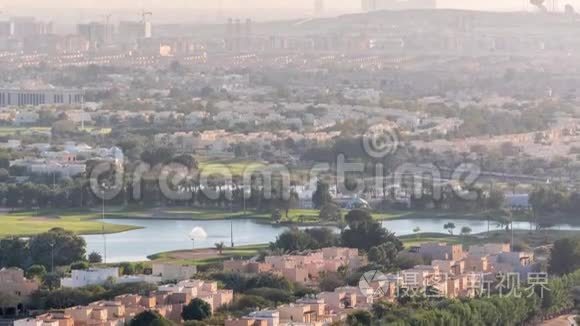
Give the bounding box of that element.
[245,18,252,36]
[77,22,113,50]
[315,0,325,16]
[117,21,146,43]
[0,21,10,38]
[362,0,436,11]
[10,17,52,38]
[225,17,253,52]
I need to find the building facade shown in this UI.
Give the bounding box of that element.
[0,268,40,316]
[0,88,84,107]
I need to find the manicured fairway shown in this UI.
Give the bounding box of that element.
[0,210,139,238]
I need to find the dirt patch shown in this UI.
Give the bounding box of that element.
[26,215,62,221]
[161,248,221,261]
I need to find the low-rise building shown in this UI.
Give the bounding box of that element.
[469,243,511,256]
[14,111,39,125]
[151,263,197,282]
[416,242,464,261]
[157,280,233,312]
[16,279,231,325]
[61,268,119,288]
[0,268,40,316]
[227,293,352,326]
[390,242,538,300]
[224,247,366,284]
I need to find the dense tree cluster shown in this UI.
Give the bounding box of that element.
[360,296,539,326]
[209,272,293,293]
[453,106,552,138]
[182,298,212,322]
[549,237,580,276]
[208,272,301,317]
[530,186,580,217]
[130,310,173,326]
[341,210,403,253]
[30,282,156,310]
[0,228,86,270]
[269,228,339,252]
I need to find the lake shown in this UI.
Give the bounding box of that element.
[84,218,580,262]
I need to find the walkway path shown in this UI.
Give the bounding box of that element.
[541,315,577,326]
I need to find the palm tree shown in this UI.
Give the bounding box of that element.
[215,242,225,255]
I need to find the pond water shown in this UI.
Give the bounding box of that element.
[84,218,580,262]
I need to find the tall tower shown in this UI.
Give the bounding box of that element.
[141,11,152,38]
[226,18,233,51]
[362,0,377,12]
[234,18,241,51]
[315,0,325,16]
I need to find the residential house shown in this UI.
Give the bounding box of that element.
[0,268,40,316]
[61,268,120,288]
[416,243,464,261]
[151,263,197,282]
[224,247,366,284]
[13,111,39,125]
[16,279,232,325]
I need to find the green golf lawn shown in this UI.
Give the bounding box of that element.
[0,126,51,136]
[0,210,139,238]
[148,244,268,266]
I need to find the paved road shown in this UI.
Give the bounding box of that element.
[541,315,577,326]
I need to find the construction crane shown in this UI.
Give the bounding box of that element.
[530,0,548,12]
[530,0,561,12]
[141,10,152,23]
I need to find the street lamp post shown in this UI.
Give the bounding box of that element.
[189,227,207,251]
[189,234,195,249]
[48,240,55,273]
[230,219,234,248]
[101,187,108,264]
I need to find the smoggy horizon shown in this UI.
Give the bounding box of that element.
[1,0,577,11]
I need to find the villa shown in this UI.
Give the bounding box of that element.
[226,287,374,326]
[157,280,233,313]
[223,247,367,284]
[390,242,537,299]
[60,264,198,288]
[60,267,120,289]
[15,279,231,325]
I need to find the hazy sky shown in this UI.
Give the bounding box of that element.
[2,0,580,12]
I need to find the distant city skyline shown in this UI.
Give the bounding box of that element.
[1,0,578,26]
[2,0,580,11]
